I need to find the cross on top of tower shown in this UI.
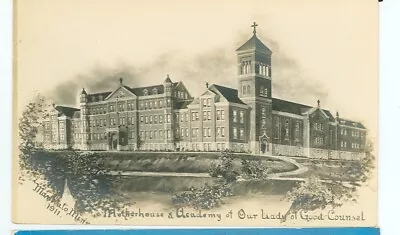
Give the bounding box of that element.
[251,22,258,35]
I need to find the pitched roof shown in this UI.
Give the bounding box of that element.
[236,34,272,53]
[55,106,80,118]
[272,98,334,121]
[211,84,246,105]
[128,84,164,96]
[87,91,112,102]
[338,118,366,129]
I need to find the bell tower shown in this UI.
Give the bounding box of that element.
[237,22,273,154]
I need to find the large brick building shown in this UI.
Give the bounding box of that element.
[41,25,367,160]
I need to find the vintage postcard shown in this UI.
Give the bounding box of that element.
[12,0,379,226]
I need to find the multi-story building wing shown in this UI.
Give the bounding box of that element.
[41,25,367,160]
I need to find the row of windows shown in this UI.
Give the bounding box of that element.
[274,120,302,140]
[140,130,171,140]
[140,99,170,110]
[88,117,135,127]
[341,141,362,149]
[260,86,268,97]
[140,114,170,124]
[232,127,245,140]
[232,110,245,123]
[174,91,189,99]
[202,98,212,107]
[340,128,364,138]
[315,136,324,145]
[313,123,324,131]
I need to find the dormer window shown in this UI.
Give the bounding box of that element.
[152,88,158,95]
[91,96,96,102]
[98,95,103,101]
[143,89,148,96]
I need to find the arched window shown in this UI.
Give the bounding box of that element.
[285,121,290,139]
[243,85,247,95]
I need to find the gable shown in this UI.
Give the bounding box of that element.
[174,82,192,98]
[309,108,329,121]
[105,86,136,100]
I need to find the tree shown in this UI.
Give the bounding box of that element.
[18,95,132,217]
[283,138,376,220]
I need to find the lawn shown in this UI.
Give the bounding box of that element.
[94,151,297,174]
[286,159,363,181]
[38,150,298,175]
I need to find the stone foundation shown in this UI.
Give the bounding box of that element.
[272,144,304,157]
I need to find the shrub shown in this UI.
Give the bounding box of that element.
[208,150,239,183]
[172,183,233,210]
[241,159,269,179]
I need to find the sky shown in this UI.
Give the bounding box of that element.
[15,0,378,141]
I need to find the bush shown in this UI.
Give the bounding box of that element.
[208,150,239,183]
[241,159,269,179]
[172,183,233,210]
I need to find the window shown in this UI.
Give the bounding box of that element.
[315,136,324,145]
[145,102,148,109]
[295,122,300,140]
[203,111,207,120]
[166,114,171,123]
[243,86,247,95]
[203,128,207,137]
[285,121,289,140]
[159,130,163,138]
[145,116,148,124]
[233,127,238,139]
[140,116,144,123]
[185,113,189,122]
[217,127,220,137]
[167,130,171,138]
[143,89,148,96]
[181,128,184,137]
[150,101,153,109]
[208,128,211,137]
[207,98,211,107]
[186,128,189,137]
[221,127,225,137]
[159,115,163,123]
[239,111,244,123]
[233,110,237,122]
[153,88,158,95]
[314,123,324,131]
[159,100,163,108]
[149,115,153,124]
[154,115,158,123]
[110,105,115,112]
[260,86,264,96]
[240,129,244,140]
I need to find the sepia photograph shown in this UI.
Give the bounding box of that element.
[13,0,378,226]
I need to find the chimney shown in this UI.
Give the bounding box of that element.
[206,82,209,88]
